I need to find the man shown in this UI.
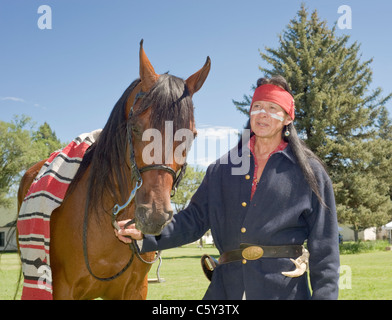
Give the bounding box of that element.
[115,76,340,300]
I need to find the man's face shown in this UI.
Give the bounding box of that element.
[250,100,292,139]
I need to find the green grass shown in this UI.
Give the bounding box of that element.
[339,251,392,300]
[0,252,23,300]
[1,244,391,300]
[146,245,219,300]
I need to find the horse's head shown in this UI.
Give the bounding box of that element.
[125,41,210,235]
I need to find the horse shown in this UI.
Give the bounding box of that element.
[17,40,211,299]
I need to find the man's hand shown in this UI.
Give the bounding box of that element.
[114,219,144,244]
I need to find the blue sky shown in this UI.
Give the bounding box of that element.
[1,0,391,153]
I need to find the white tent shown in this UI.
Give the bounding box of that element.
[384,221,392,244]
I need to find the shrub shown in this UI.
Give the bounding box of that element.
[339,240,390,254]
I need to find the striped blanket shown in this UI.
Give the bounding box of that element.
[17,129,101,300]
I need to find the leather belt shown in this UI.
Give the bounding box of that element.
[219,244,303,264]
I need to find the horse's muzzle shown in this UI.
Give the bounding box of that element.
[134,204,173,236]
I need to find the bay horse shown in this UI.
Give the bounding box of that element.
[17,40,211,299]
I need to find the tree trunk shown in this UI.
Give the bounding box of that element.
[354,229,359,242]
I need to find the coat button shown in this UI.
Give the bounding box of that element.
[242,259,247,264]
[245,174,250,180]
[241,202,247,207]
[241,227,246,233]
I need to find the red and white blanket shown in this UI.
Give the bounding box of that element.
[17,129,101,300]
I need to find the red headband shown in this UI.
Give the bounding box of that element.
[251,84,295,120]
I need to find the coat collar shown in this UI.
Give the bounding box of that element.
[275,143,297,164]
[232,135,297,165]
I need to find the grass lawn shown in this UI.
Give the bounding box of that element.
[339,251,392,300]
[0,252,23,300]
[146,245,219,300]
[1,245,391,300]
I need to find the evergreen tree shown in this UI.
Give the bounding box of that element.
[0,116,64,207]
[32,121,65,156]
[233,4,392,240]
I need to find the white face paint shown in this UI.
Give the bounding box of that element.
[250,109,285,122]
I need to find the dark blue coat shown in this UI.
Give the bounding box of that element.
[140,141,340,300]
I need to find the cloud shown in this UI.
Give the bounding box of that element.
[187,125,241,167]
[1,96,26,103]
[0,97,46,110]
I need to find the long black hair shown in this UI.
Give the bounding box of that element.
[247,75,326,205]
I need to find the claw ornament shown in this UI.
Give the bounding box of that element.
[281,247,309,278]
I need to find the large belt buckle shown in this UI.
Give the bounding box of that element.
[242,246,264,260]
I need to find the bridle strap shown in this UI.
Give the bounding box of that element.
[123,89,188,209]
[139,164,177,180]
[138,163,187,197]
[172,162,187,196]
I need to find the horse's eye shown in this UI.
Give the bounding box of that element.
[131,125,142,137]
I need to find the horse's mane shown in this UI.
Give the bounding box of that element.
[68,74,194,217]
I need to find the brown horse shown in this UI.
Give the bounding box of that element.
[17,41,211,299]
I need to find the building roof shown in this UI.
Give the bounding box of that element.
[0,199,18,228]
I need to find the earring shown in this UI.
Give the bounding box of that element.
[284,126,290,137]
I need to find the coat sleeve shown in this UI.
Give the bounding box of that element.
[304,165,340,300]
[138,166,211,253]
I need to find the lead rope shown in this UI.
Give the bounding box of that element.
[83,192,136,281]
[122,219,162,265]
[83,146,160,282]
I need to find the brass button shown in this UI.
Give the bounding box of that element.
[245,174,250,180]
[241,227,247,233]
[241,202,247,207]
[242,259,247,264]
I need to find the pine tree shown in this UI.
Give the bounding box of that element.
[234,4,392,240]
[32,121,65,156]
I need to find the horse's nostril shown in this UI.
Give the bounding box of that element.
[134,204,174,236]
[166,210,173,221]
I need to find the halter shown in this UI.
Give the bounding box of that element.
[109,89,187,269]
[112,90,188,218]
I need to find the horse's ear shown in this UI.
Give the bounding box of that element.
[139,39,159,92]
[186,56,211,96]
